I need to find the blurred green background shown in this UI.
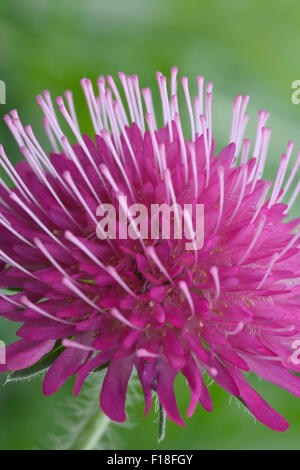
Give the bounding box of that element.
[1,0,300,450]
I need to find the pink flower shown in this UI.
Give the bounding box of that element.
[1,69,300,432]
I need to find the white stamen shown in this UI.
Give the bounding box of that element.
[269,153,288,207]
[145,113,161,175]
[113,102,143,184]
[24,124,71,194]
[171,94,179,119]
[205,91,213,153]
[62,276,104,313]
[160,75,173,141]
[43,117,60,153]
[132,74,145,133]
[249,110,269,182]
[0,145,32,203]
[228,165,248,223]
[43,90,61,131]
[250,180,272,223]
[116,192,150,258]
[170,67,178,98]
[3,114,24,146]
[156,72,167,126]
[256,252,280,289]
[127,76,141,127]
[104,88,124,159]
[101,129,135,201]
[56,96,104,185]
[279,148,300,202]
[188,142,198,199]
[0,291,23,308]
[0,249,37,279]
[119,72,135,124]
[61,136,101,204]
[20,146,80,228]
[62,339,95,351]
[183,206,199,267]
[106,74,129,126]
[34,237,75,283]
[181,76,195,142]
[136,349,159,358]
[230,95,242,144]
[97,77,109,129]
[64,230,106,270]
[210,266,220,300]
[106,265,138,299]
[36,94,64,142]
[99,163,119,195]
[170,67,178,118]
[241,139,251,165]
[111,307,142,330]
[253,111,269,159]
[147,245,173,284]
[174,113,188,183]
[81,78,102,134]
[277,227,300,260]
[214,166,224,233]
[233,95,249,162]
[63,171,98,226]
[254,355,284,362]
[225,321,244,336]
[164,169,182,236]
[142,87,157,130]
[0,212,34,247]
[251,127,271,189]
[239,215,266,265]
[21,295,73,325]
[200,115,210,187]
[64,90,80,132]
[10,192,68,250]
[86,78,105,133]
[194,75,204,135]
[286,179,300,213]
[179,280,195,315]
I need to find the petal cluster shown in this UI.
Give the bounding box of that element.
[1,69,300,431]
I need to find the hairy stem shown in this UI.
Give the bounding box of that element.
[69,408,110,450]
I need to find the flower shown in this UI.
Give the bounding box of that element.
[1,68,300,432]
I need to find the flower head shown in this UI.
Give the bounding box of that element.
[1,69,300,432]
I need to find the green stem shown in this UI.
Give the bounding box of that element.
[69,408,111,450]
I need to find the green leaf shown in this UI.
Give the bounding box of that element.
[236,396,248,409]
[0,288,23,295]
[93,362,110,374]
[158,401,166,444]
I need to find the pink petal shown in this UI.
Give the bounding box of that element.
[100,356,134,422]
[43,344,89,395]
[182,356,202,417]
[0,339,55,372]
[156,358,185,426]
[233,369,289,432]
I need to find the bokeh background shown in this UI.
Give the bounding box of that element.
[1,0,300,450]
